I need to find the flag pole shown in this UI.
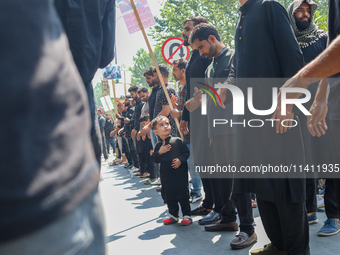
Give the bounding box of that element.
[130,0,183,140]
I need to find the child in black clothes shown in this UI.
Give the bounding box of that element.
[152,116,192,226]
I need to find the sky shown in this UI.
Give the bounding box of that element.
[92,0,164,97]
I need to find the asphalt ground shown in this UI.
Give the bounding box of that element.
[100,154,338,255]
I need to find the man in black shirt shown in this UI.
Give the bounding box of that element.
[180,16,211,134]
[55,0,116,166]
[288,0,340,236]
[273,0,340,242]
[0,1,104,252]
[190,23,256,250]
[153,65,179,137]
[97,108,108,162]
[218,0,308,254]
[123,101,139,169]
[104,113,116,155]
[129,85,144,174]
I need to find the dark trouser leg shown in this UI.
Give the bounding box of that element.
[106,137,111,154]
[101,134,108,159]
[209,178,224,213]
[167,200,179,218]
[123,138,133,164]
[257,199,310,255]
[325,178,340,219]
[117,139,121,158]
[109,136,116,153]
[138,152,146,173]
[201,178,214,209]
[179,198,191,217]
[128,137,140,168]
[330,121,340,212]
[220,179,237,223]
[147,155,156,179]
[235,193,254,236]
[85,81,101,168]
[305,178,317,213]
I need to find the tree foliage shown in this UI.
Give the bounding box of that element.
[128,46,173,87]
[149,0,239,47]
[149,0,329,47]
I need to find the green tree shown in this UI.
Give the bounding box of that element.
[150,0,329,47]
[94,82,103,108]
[128,46,173,87]
[149,0,239,47]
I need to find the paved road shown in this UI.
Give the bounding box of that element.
[100,154,338,255]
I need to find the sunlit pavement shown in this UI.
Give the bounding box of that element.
[99,154,338,255]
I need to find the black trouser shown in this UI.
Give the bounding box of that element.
[200,178,224,212]
[220,181,254,236]
[127,136,140,168]
[325,178,340,219]
[122,137,133,165]
[200,134,233,213]
[330,121,340,213]
[167,198,191,218]
[305,178,317,213]
[138,139,156,178]
[117,139,121,158]
[105,136,115,154]
[257,199,310,255]
[101,132,108,160]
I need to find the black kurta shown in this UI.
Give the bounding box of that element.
[153,137,190,202]
[233,0,306,203]
[182,50,212,122]
[327,0,340,121]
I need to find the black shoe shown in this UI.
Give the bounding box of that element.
[191,205,213,216]
[198,211,221,225]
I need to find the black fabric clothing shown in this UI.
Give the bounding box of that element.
[306,178,317,213]
[330,121,340,213]
[55,0,115,84]
[148,85,161,120]
[154,137,190,202]
[297,27,330,214]
[153,84,179,137]
[257,199,310,255]
[132,98,144,154]
[106,136,115,154]
[0,0,99,243]
[206,47,235,137]
[301,36,328,64]
[127,137,139,168]
[167,199,191,218]
[231,1,308,254]
[324,178,340,219]
[104,119,115,138]
[140,136,156,178]
[55,0,115,166]
[232,0,306,203]
[182,50,212,122]
[221,191,254,236]
[327,1,340,121]
[124,105,135,135]
[133,98,144,131]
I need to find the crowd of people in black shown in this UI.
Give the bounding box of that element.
[2,0,340,254]
[101,0,340,254]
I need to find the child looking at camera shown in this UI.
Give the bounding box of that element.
[152,116,191,226]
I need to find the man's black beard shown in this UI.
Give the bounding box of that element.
[295,17,311,31]
[183,39,189,46]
